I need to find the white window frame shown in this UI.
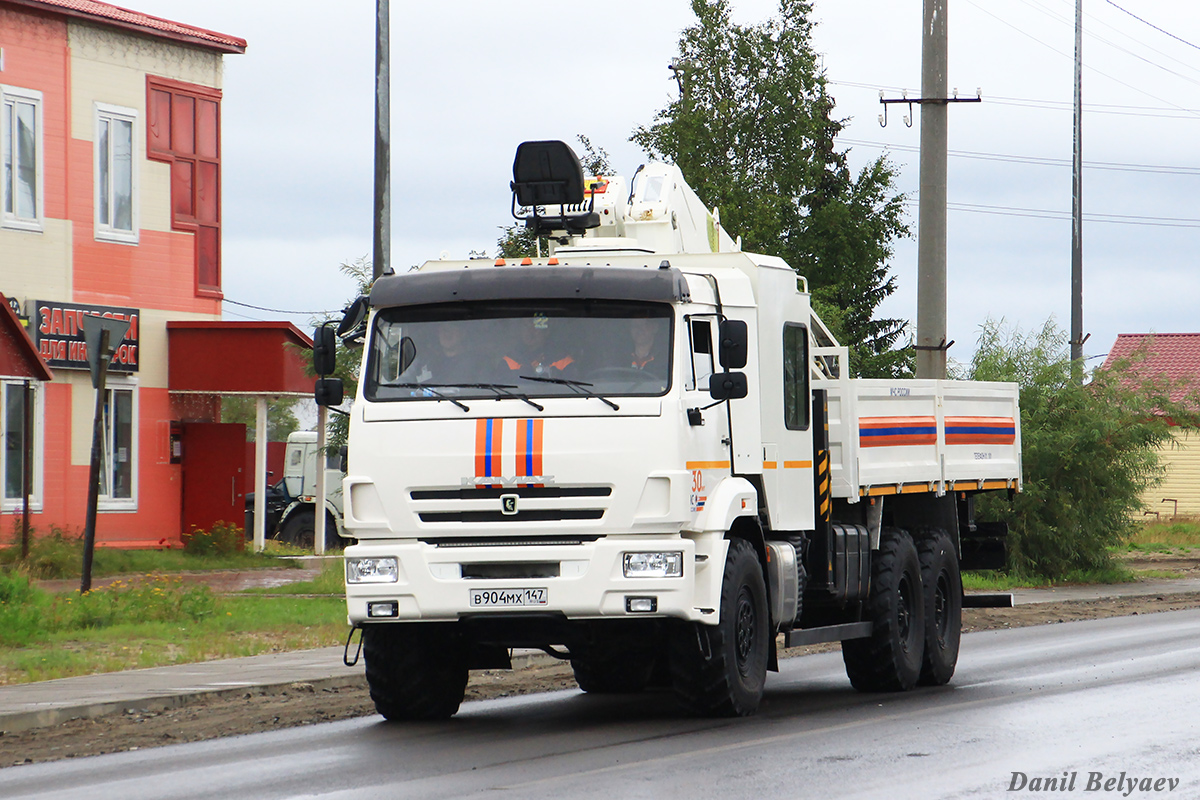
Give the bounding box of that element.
[1,85,44,232]
[1,379,45,513]
[94,102,139,244]
[98,378,138,511]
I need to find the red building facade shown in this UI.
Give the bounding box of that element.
[1,1,308,546]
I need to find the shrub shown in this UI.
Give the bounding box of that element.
[182,521,244,556]
[47,575,218,630]
[0,525,84,579]
[964,319,1200,577]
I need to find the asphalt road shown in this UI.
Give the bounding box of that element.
[3,609,1199,800]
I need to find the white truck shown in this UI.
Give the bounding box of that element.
[318,140,1020,720]
[265,431,346,550]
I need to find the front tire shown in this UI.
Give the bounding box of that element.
[279,508,342,551]
[916,531,962,686]
[842,527,925,692]
[669,538,770,717]
[362,624,468,720]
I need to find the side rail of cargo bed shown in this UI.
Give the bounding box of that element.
[813,376,1022,502]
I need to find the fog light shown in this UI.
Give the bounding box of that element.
[367,601,399,618]
[347,557,399,584]
[623,551,683,578]
[626,596,658,613]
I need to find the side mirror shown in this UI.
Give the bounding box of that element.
[399,336,417,375]
[315,378,344,407]
[337,296,369,347]
[709,371,748,401]
[313,325,337,376]
[719,319,748,369]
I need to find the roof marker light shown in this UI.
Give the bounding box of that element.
[521,257,533,265]
[547,257,559,265]
[494,258,506,266]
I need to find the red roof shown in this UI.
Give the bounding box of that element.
[166,321,315,395]
[7,0,246,53]
[0,295,54,381]
[1101,333,1200,406]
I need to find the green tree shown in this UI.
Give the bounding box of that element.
[220,396,300,442]
[965,319,1199,577]
[631,0,910,377]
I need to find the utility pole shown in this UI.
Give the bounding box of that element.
[915,0,949,380]
[1070,0,1085,382]
[373,0,390,282]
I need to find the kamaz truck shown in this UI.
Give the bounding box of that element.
[317,141,1020,719]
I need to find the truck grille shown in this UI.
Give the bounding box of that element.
[409,485,611,525]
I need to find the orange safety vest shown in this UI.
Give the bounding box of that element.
[504,355,574,372]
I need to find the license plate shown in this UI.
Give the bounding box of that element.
[469,588,547,607]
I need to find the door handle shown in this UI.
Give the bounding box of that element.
[231,477,236,506]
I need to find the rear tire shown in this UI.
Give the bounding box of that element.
[916,531,962,686]
[842,527,925,692]
[669,538,770,717]
[362,624,468,720]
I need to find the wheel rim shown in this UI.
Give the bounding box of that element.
[933,571,950,648]
[735,586,756,674]
[897,574,914,652]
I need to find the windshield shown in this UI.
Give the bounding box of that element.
[364,300,673,402]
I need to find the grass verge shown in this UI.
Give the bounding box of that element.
[1125,518,1200,552]
[0,571,346,685]
[963,564,1138,591]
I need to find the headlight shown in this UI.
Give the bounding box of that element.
[346,557,399,584]
[623,551,683,578]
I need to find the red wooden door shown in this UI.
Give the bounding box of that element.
[181,422,246,536]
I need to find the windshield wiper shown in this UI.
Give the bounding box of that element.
[518,375,620,411]
[457,383,544,412]
[388,383,471,412]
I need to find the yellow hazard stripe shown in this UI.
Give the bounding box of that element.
[783,460,812,469]
[686,461,731,470]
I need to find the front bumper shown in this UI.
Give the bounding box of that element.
[344,535,724,626]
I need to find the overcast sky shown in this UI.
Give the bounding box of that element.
[128,0,1200,367]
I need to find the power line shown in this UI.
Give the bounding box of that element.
[1104,0,1200,52]
[829,80,1200,119]
[840,137,1200,176]
[902,199,1200,228]
[222,298,334,315]
[957,0,1200,119]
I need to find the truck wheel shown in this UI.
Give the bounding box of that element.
[842,527,925,692]
[362,624,468,720]
[571,650,657,694]
[279,509,342,551]
[917,531,962,686]
[669,538,769,717]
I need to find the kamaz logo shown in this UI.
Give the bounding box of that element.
[500,494,518,515]
[460,475,556,487]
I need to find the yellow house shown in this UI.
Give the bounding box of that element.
[1102,333,1200,519]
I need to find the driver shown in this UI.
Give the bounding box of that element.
[501,314,576,377]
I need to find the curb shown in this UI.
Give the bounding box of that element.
[0,649,560,735]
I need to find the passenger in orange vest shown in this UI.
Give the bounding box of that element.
[628,316,666,375]
[502,315,576,377]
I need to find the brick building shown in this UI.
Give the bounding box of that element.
[2,1,312,546]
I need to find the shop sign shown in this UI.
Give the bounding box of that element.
[32,300,140,372]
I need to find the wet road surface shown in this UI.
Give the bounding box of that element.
[3,609,1198,800]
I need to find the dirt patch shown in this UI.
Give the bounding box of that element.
[5,591,1200,768]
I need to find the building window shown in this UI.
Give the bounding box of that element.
[783,323,810,430]
[1,381,42,511]
[1,86,43,231]
[95,103,138,243]
[99,384,137,507]
[146,77,222,296]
